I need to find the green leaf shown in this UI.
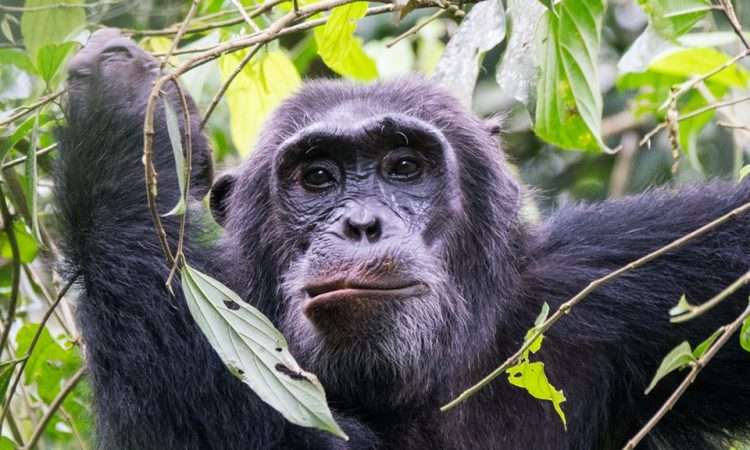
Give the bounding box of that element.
[740,165,750,182]
[20,0,85,60]
[314,2,378,80]
[181,264,347,439]
[741,316,750,353]
[0,436,16,450]
[24,113,42,244]
[534,0,610,152]
[36,41,76,85]
[669,293,695,317]
[637,0,711,40]
[534,302,550,328]
[0,221,39,264]
[0,363,14,404]
[161,97,187,217]
[507,360,567,428]
[15,324,83,403]
[645,341,694,394]
[219,50,301,155]
[505,302,566,428]
[693,329,722,359]
[434,0,506,105]
[0,115,36,162]
[0,49,37,75]
[617,48,748,156]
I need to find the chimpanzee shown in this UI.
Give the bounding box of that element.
[54,29,750,450]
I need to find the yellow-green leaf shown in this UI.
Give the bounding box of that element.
[219,50,301,155]
[507,360,567,428]
[741,315,750,353]
[637,0,711,39]
[505,302,566,428]
[20,0,85,60]
[314,2,377,80]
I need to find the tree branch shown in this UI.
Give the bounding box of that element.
[442,199,750,412]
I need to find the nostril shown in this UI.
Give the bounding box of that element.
[365,223,381,240]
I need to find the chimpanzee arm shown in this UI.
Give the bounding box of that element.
[54,29,375,450]
[522,182,750,449]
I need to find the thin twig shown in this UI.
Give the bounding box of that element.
[2,144,57,170]
[161,0,202,69]
[0,187,21,360]
[142,77,177,267]
[386,8,446,48]
[0,0,122,12]
[165,80,193,288]
[127,0,285,37]
[0,90,64,129]
[622,299,750,449]
[717,0,750,50]
[231,0,261,32]
[22,265,74,336]
[671,269,750,323]
[201,44,263,128]
[657,48,750,113]
[717,121,750,132]
[441,199,750,412]
[150,4,396,58]
[23,366,86,450]
[0,272,81,432]
[640,94,750,147]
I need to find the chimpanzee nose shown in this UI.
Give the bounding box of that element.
[343,210,382,242]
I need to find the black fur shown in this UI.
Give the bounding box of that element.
[55,31,750,450]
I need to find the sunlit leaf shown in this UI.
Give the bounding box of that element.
[181,264,347,439]
[15,324,83,403]
[36,42,76,85]
[433,0,506,105]
[20,0,85,60]
[669,293,695,318]
[637,0,711,40]
[692,329,722,359]
[534,0,610,152]
[645,341,694,394]
[0,363,14,404]
[219,49,301,155]
[161,97,187,217]
[741,315,750,353]
[0,436,16,450]
[0,49,37,75]
[314,2,378,80]
[740,165,750,182]
[0,221,39,263]
[507,360,567,428]
[505,302,566,428]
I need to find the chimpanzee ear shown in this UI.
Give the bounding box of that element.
[209,172,236,227]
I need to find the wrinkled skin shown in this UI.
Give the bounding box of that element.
[55,30,750,450]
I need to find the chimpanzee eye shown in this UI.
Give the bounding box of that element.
[389,157,422,181]
[302,166,335,189]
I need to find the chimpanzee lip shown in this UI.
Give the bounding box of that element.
[303,279,425,315]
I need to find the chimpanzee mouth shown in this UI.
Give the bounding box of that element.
[303,278,426,316]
